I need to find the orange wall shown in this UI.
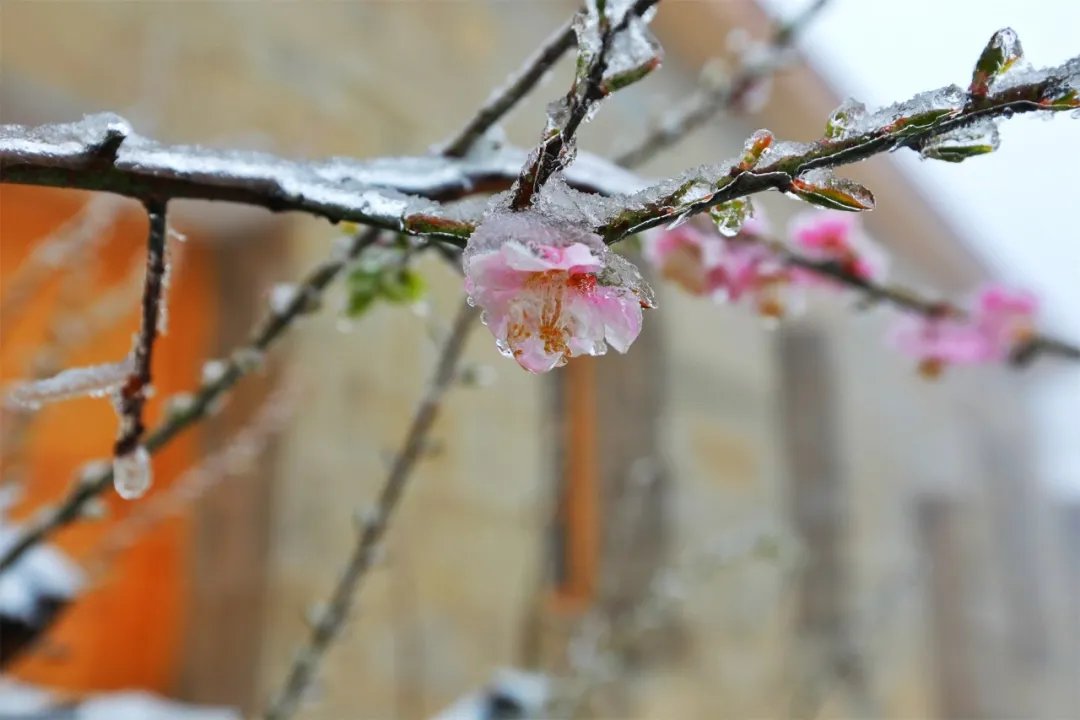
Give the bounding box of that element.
[2,185,216,693]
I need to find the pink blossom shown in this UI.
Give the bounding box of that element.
[464,212,655,374]
[787,210,887,285]
[643,212,799,318]
[890,284,1038,376]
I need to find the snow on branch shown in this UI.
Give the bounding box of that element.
[0,113,643,241]
[3,51,1076,248]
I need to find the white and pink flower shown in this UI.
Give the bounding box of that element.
[890,284,1039,376]
[464,212,655,374]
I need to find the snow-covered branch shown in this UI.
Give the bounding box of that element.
[3,53,1076,248]
[509,0,662,209]
[0,113,642,241]
[264,299,478,720]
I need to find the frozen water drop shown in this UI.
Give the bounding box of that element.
[709,199,753,237]
[113,446,152,500]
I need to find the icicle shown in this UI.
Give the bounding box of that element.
[113,446,152,500]
[6,359,133,410]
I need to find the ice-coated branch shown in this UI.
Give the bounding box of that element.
[615,0,830,168]
[112,201,168,462]
[264,299,478,720]
[760,237,1080,365]
[0,114,643,241]
[440,18,577,158]
[592,57,1080,241]
[6,57,1075,252]
[510,0,663,210]
[0,228,383,575]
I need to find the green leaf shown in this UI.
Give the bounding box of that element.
[345,267,383,317]
[381,268,427,304]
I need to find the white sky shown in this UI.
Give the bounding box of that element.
[761,0,1080,493]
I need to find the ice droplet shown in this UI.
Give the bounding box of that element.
[113,446,152,500]
[824,98,867,140]
[709,198,754,237]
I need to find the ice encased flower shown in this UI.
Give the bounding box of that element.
[464,211,654,374]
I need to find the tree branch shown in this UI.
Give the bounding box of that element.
[263,299,478,720]
[510,0,662,210]
[0,228,382,574]
[591,62,1080,240]
[4,57,1076,247]
[113,200,167,459]
[615,0,830,168]
[0,113,642,241]
[440,18,577,158]
[758,236,1080,364]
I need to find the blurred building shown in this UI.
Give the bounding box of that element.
[1,1,1076,718]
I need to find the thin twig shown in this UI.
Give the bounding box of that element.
[113,200,168,458]
[616,0,830,168]
[440,19,577,158]
[0,228,382,574]
[762,237,1080,364]
[511,0,662,209]
[264,299,479,720]
[85,380,297,579]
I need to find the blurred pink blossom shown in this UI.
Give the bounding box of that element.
[890,284,1038,376]
[787,210,887,285]
[644,212,799,319]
